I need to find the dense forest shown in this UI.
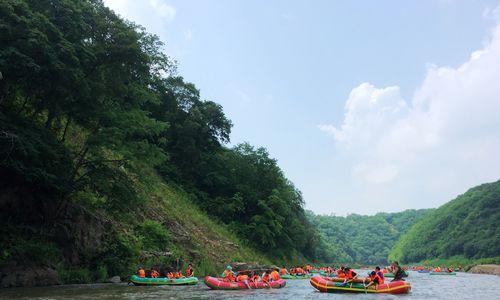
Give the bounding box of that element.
[0,0,319,285]
[308,209,432,264]
[389,180,500,264]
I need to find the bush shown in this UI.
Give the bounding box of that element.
[138,220,171,251]
[59,267,93,284]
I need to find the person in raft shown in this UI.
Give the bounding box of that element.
[175,270,183,278]
[250,271,260,283]
[364,271,382,289]
[185,263,195,277]
[305,264,312,274]
[166,270,175,279]
[341,267,357,286]
[236,272,251,289]
[280,266,288,275]
[261,271,271,287]
[270,268,281,281]
[137,267,146,278]
[337,267,346,278]
[391,262,405,281]
[295,266,305,275]
[223,266,236,282]
[374,266,385,284]
[150,268,160,278]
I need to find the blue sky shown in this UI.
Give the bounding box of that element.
[104,0,500,215]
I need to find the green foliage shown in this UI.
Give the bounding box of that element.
[100,232,141,277]
[0,233,63,266]
[0,0,317,281]
[58,267,93,284]
[138,220,171,251]
[389,181,500,263]
[308,209,432,264]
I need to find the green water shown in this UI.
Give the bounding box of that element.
[0,271,498,299]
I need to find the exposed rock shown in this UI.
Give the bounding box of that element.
[468,264,500,276]
[106,276,121,283]
[0,263,61,288]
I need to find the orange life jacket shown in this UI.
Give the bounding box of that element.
[337,270,345,278]
[370,273,381,285]
[167,272,174,279]
[151,270,159,278]
[175,272,182,278]
[280,268,287,275]
[262,273,270,282]
[251,275,260,282]
[237,274,248,282]
[138,269,145,278]
[270,270,280,281]
[346,270,355,279]
[223,270,235,282]
[296,267,304,274]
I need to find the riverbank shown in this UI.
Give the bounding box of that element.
[468,264,500,276]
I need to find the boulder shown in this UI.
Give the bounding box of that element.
[0,263,61,288]
[468,264,500,276]
[107,276,121,283]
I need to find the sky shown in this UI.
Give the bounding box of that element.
[103,0,500,215]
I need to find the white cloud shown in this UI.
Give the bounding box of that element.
[103,0,176,23]
[320,22,500,208]
[148,0,176,21]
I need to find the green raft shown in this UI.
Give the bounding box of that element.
[130,275,198,286]
[383,271,409,278]
[430,272,456,276]
[281,274,313,280]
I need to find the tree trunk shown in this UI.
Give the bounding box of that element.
[61,117,71,142]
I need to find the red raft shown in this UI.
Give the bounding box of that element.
[204,276,286,290]
[310,276,411,294]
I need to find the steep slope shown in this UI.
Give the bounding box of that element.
[309,209,432,264]
[389,180,500,263]
[0,116,268,286]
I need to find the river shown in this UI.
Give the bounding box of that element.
[1,270,499,299]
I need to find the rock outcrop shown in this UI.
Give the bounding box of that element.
[467,264,500,276]
[0,263,60,288]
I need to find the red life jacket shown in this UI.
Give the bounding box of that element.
[371,273,381,284]
[186,267,192,277]
[346,270,355,279]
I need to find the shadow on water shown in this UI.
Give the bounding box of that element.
[0,271,499,300]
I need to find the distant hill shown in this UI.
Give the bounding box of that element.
[308,209,432,264]
[389,180,500,263]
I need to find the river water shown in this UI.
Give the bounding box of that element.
[1,270,499,299]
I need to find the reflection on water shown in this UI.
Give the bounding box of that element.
[0,271,499,300]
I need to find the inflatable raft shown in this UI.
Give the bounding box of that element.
[310,276,411,294]
[281,274,312,280]
[130,275,198,286]
[430,272,456,276]
[383,271,409,278]
[204,276,286,290]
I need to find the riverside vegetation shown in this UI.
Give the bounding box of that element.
[0,0,499,288]
[0,0,317,286]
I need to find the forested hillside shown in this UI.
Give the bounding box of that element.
[389,180,500,264]
[0,0,319,286]
[308,209,432,264]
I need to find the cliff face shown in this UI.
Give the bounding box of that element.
[0,171,269,288]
